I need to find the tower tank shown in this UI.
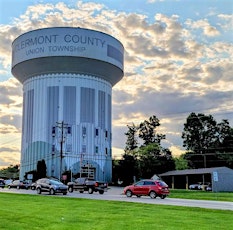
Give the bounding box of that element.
[11,27,124,182]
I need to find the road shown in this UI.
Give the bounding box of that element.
[1,186,232,211]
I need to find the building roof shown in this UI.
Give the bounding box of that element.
[159,167,233,176]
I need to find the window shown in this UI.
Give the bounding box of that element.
[66,144,72,152]
[82,145,86,153]
[52,126,56,136]
[95,146,98,154]
[144,181,155,185]
[136,181,144,186]
[82,127,86,136]
[105,130,108,138]
[95,128,99,136]
[67,127,71,134]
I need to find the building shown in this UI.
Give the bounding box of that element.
[159,167,233,192]
[11,27,124,182]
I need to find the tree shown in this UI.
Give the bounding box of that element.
[174,155,189,170]
[182,113,218,155]
[118,154,138,185]
[216,122,233,168]
[182,113,233,169]
[124,123,138,154]
[138,115,165,146]
[121,115,176,181]
[37,159,47,179]
[0,164,20,179]
[137,143,161,178]
[138,143,175,178]
[112,159,121,184]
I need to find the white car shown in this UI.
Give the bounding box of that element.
[189,183,201,190]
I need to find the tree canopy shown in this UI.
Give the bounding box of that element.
[113,115,175,185]
[182,112,233,168]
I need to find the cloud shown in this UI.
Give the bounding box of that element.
[0,1,232,167]
[217,14,233,32]
[186,19,220,37]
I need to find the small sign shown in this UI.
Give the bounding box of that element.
[213,171,218,182]
[27,174,33,180]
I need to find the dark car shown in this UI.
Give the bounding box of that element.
[8,180,30,189]
[36,178,68,195]
[67,177,108,194]
[30,181,37,190]
[0,179,5,189]
[123,179,170,199]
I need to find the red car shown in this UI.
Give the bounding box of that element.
[123,179,170,199]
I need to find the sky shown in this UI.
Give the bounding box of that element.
[0,0,232,169]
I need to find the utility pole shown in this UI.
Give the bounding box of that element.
[56,121,68,181]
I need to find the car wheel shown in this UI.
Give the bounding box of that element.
[37,187,41,194]
[149,191,157,199]
[88,187,94,194]
[68,187,73,193]
[50,188,55,195]
[8,186,11,189]
[99,190,104,194]
[126,190,132,197]
[17,186,20,190]
[160,195,166,199]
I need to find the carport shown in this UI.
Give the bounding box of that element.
[159,167,233,192]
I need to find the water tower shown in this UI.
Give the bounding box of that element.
[11,27,124,182]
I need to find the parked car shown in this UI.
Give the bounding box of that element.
[199,182,211,191]
[189,183,201,190]
[4,179,13,185]
[8,180,30,189]
[189,182,211,191]
[67,177,108,194]
[123,179,170,199]
[205,184,212,191]
[36,178,68,195]
[0,179,5,189]
[30,181,37,190]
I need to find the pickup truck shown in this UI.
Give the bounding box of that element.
[67,177,108,194]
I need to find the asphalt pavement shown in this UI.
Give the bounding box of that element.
[1,186,233,211]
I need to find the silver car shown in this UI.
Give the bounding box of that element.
[36,178,68,195]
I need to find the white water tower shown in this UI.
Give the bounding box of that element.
[11,27,124,182]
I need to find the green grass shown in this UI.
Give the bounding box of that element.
[169,189,233,202]
[0,193,232,230]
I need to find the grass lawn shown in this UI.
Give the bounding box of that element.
[0,193,232,230]
[169,189,233,202]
